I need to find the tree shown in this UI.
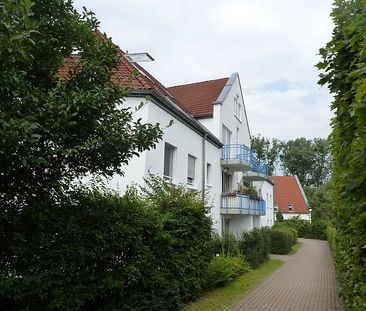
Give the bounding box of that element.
[304,183,332,222]
[318,0,366,308]
[280,137,331,187]
[1,1,165,308]
[251,134,283,175]
[0,0,163,209]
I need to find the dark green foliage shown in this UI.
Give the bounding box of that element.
[211,232,241,257]
[239,227,271,268]
[250,134,283,175]
[141,176,214,305]
[270,228,297,255]
[275,210,284,222]
[274,217,327,240]
[305,182,333,223]
[276,217,311,238]
[0,178,213,310]
[311,220,327,240]
[0,0,163,209]
[251,134,331,187]
[280,138,331,187]
[318,0,366,308]
[205,255,251,288]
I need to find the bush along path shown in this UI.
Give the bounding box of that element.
[230,239,344,311]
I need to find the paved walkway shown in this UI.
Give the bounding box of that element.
[230,238,344,311]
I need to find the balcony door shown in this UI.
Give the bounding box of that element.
[222,172,232,193]
[222,125,232,159]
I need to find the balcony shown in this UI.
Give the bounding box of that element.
[221,144,251,171]
[221,193,266,216]
[221,144,268,179]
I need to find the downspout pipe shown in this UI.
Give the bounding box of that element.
[202,133,207,202]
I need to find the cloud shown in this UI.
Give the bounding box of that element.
[73,0,334,140]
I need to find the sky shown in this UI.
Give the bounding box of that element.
[73,0,334,140]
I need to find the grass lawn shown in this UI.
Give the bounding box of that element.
[289,241,303,255]
[182,259,284,311]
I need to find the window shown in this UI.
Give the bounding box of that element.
[222,125,232,145]
[163,143,175,181]
[187,155,196,185]
[288,203,294,212]
[234,94,242,121]
[206,163,212,186]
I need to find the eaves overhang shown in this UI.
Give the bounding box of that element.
[129,89,223,149]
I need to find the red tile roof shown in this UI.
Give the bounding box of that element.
[167,78,229,118]
[58,31,182,108]
[272,176,309,214]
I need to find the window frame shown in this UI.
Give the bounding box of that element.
[206,163,212,187]
[163,143,176,182]
[187,154,196,185]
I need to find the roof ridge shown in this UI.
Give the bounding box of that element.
[168,77,229,89]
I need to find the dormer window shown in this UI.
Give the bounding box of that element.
[234,94,242,121]
[288,204,294,212]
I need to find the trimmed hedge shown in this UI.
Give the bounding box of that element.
[239,227,271,268]
[205,255,251,288]
[275,218,327,241]
[270,227,297,255]
[0,180,213,310]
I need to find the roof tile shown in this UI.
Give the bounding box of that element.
[272,176,309,214]
[168,78,229,118]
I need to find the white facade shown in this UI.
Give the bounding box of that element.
[256,180,275,227]
[281,212,311,222]
[106,95,224,233]
[105,71,273,236]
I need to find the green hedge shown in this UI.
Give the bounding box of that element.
[311,220,327,240]
[239,227,271,268]
[205,255,251,288]
[318,0,366,308]
[0,180,213,310]
[275,218,327,241]
[270,228,297,255]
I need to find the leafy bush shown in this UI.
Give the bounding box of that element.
[311,220,327,240]
[205,255,251,288]
[239,227,271,268]
[270,228,296,255]
[0,179,213,310]
[318,0,366,308]
[273,223,298,245]
[278,217,311,238]
[211,232,241,257]
[276,211,284,222]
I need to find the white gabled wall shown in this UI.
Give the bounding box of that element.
[219,75,251,148]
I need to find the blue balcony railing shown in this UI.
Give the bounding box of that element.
[221,144,268,175]
[221,144,251,164]
[221,194,266,216]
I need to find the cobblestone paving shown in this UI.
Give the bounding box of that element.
[230,238,344,311]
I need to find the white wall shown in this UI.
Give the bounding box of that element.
[254,180,275,227]
[105,97,149,194]
[229,215,253,237]
[219,76,251,148]
[105,96,223,232]
[283,213,311,221]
